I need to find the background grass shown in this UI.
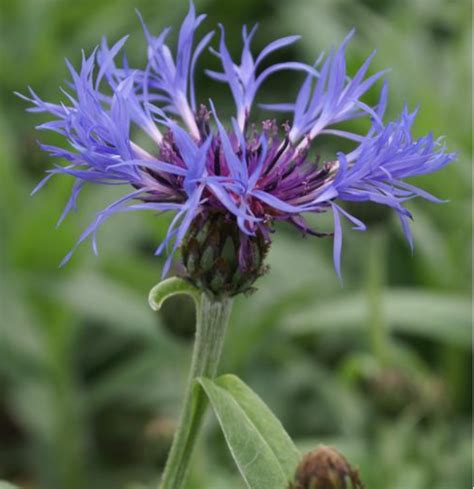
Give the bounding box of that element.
[0,0,472,488]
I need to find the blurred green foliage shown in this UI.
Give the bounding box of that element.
[0,0,471,488]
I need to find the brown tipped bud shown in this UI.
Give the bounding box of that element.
[181,212,270,298]
[368,367,418,415]
[366,366,447,416]
[290,446,363,489]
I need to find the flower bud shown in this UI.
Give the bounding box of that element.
[181,212,270,298]
[290,445,363,489]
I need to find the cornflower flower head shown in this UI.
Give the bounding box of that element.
[18,2,456,297]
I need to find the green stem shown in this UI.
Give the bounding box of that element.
[367,229,389,364]
[159,293,233,489]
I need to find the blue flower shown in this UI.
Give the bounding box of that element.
[261,30,387,143]
[135,2,214,139]
[18,2,456,280]
[327,105,455,276]
[206,24,315,131]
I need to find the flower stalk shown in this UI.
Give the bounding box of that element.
[159,293,233,489]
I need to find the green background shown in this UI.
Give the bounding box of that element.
[0,0,471,488]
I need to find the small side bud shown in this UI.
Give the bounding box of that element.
[290,445,363,489]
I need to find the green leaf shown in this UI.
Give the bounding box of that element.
[54,271,157,336]
[198,374,300,489]
[148,276,200,312]
[283,289,471,347]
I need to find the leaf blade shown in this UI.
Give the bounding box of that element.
[148,276,200,311]
[283,289,471,347]
[215,374,301,476]
[198,375,300,489]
